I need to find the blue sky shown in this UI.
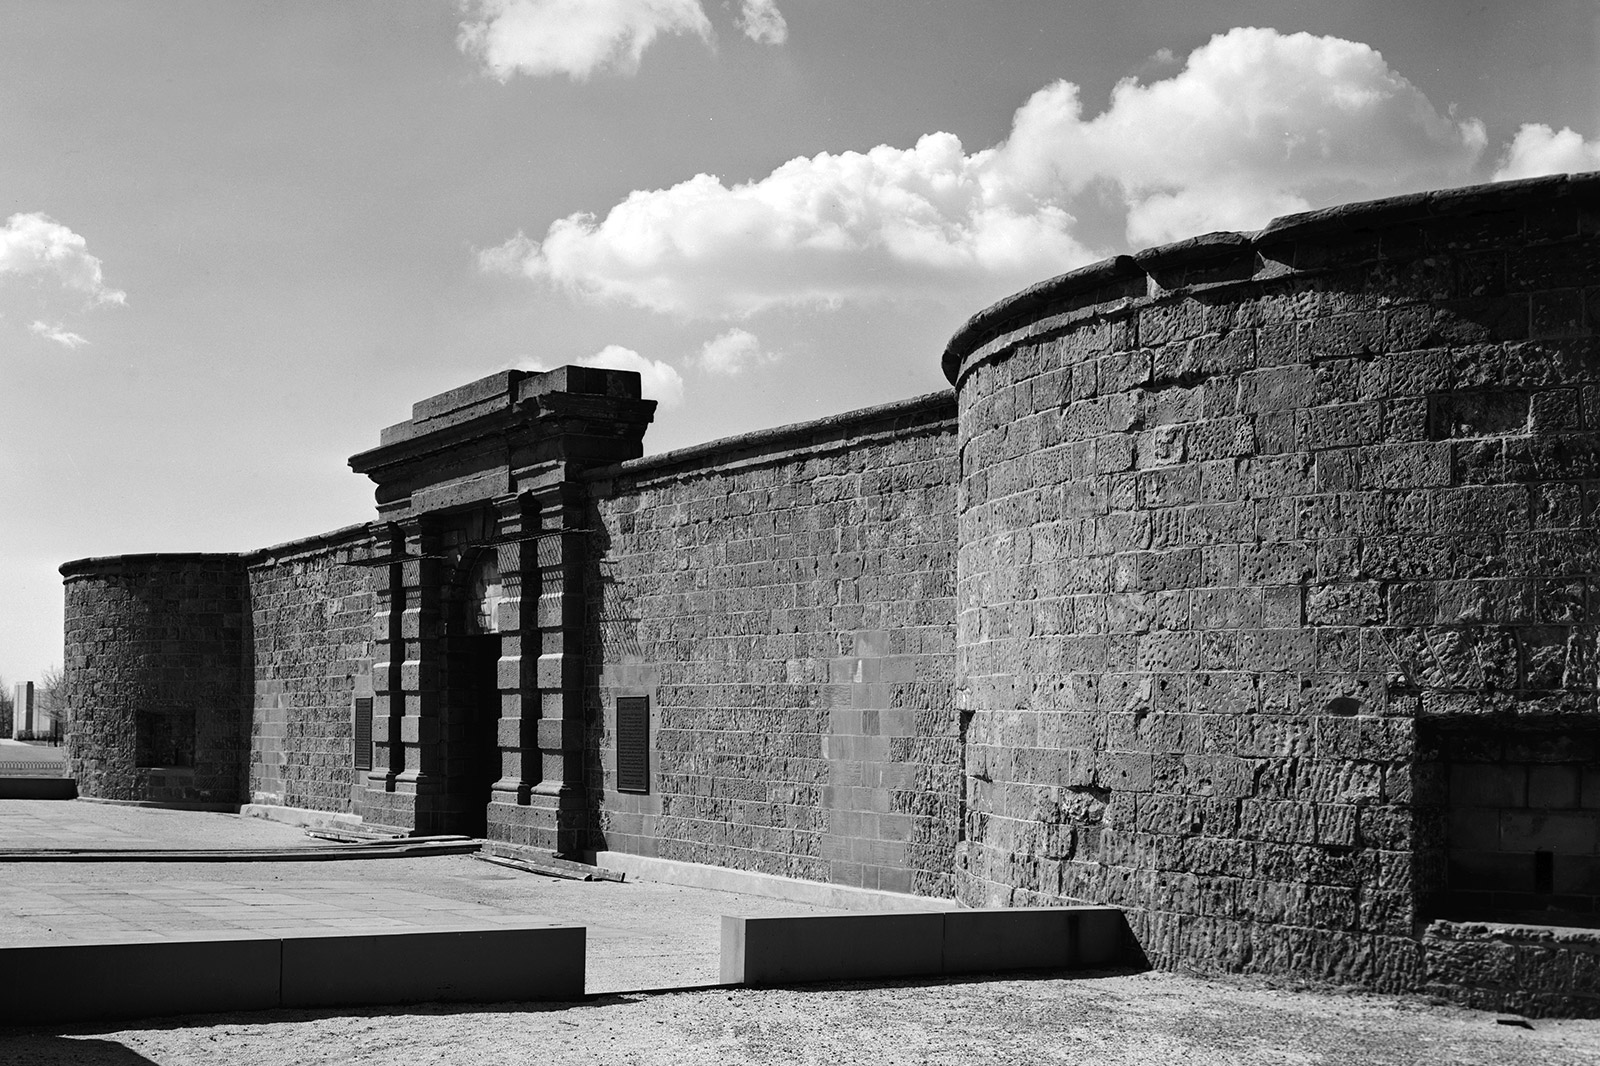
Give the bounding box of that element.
[3,0,1598,684]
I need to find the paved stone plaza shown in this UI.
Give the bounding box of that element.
[0,800,856,994]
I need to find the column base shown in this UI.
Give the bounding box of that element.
[486,788,587,854]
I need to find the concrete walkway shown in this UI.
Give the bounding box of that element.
[0,800,855,994]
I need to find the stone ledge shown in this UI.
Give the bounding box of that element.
[240,802,367,832]
[1423,919,1600,1018]
[76,795,239,814]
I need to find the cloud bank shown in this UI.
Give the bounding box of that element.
[485,27,1492,317]
[1,213,123,348]
[737,0,786,45]
[1,213,125,308]
[458,0,712,80]
[696,327,779,374]
[457,0,787,79]
[28,321,88,349]
[1495,124,1600,181]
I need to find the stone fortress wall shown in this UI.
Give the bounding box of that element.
[244,526,378,814]
[58,175,1600,1015]
[583,393,960,896]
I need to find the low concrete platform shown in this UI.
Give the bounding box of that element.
[0,778,75,800]
[1,922,584,1024]
[721,907,1128,985]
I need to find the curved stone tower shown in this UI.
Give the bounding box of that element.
[61,553,248,808]
[943,175,1600,1004]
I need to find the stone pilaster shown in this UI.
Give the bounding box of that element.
[486,493,541,832]
[526,480,589,853]
[363,519,450,833]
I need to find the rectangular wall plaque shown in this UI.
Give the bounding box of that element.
[353,697,373,771]
[616,696,649,794]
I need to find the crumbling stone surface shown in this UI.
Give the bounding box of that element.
[61,554,249,806]
[943,174,1600,1009]
[245,527,376,813]
[585,393,962,896]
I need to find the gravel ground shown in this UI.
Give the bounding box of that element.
[4,971,1600,1066]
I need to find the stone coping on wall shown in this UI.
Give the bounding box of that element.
[941,171,1600,387]
[584,389,957,490]
[59,522,377,580]
[242,521,375,569]
[59,551,244,581]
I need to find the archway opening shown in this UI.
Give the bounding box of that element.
[444,548,506,839]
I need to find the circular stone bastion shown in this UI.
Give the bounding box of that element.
[60,553,249,809]
[942,174,1600,1008]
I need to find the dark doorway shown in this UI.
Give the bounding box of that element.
[451,633,502,838]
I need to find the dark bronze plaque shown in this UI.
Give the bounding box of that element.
[353,696,373,771]
[616,696,649,794]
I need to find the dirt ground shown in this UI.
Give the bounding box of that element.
[5,970,1600,1066]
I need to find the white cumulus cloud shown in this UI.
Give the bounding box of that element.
[484,132,1093,317]
[458,0,712,80]
[484,27,1490,317]
[1,213,125,307]
[524,344,685,407]
[737,0,786,45]
[29,321,88,349]
[696,327,779,374]
[1494,124,1600,181]
[993,26,1486,246]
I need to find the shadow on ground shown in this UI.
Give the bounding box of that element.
[0,1035,161,1064]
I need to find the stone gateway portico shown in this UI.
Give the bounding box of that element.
[346,367,656,848]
